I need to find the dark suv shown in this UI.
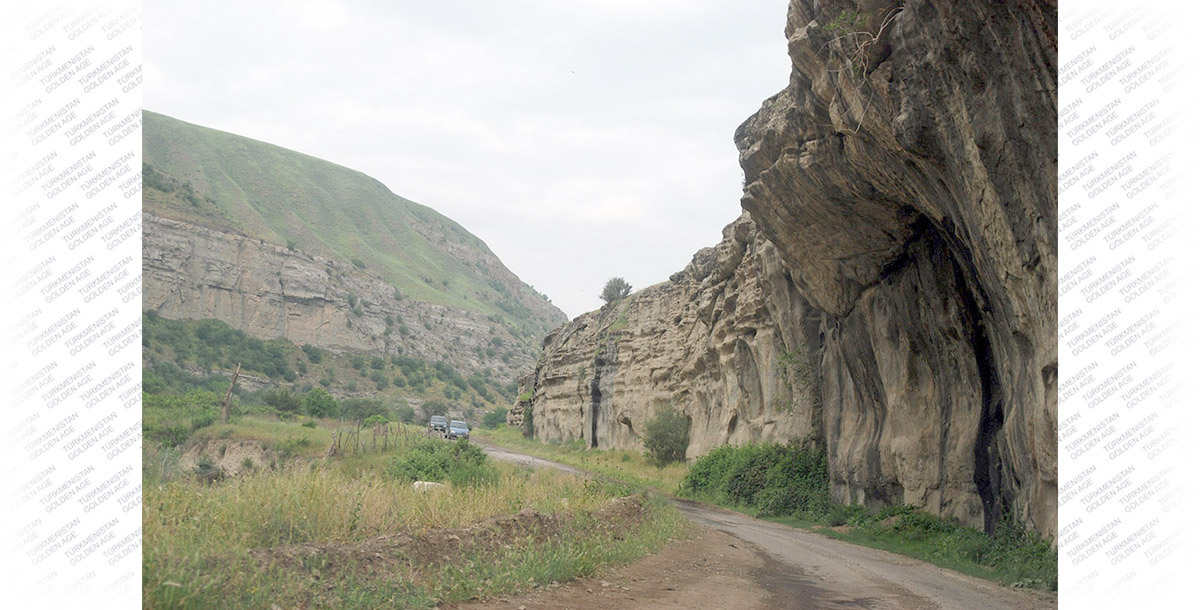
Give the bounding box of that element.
[429,415,448,433]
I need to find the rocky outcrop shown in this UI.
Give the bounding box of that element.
[523,0,1057,539]
[527,213,817,456]
[143,213,536,380]
[736,0,1057,538]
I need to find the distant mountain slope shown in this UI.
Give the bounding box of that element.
[142,110,565,341]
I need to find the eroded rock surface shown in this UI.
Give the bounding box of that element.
[143,213,537,380]
[523,0,1056,538]
[528,213,816,458]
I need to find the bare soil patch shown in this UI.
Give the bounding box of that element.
[447,526,772,610]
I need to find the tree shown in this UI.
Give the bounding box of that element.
[642,405,690,465]
[396,403,416,424]
[600,277,632,304]
[481,407,509,429]
[302,387,338,418]
[340,398,388,423]
[265,387,301,413]
[419,399,450,422]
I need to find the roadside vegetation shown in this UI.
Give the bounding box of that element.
[679,441,1057,592]
[474,426,690,494]
[142,317,689,608]
[144,410,687,609]
[479,428,1056,593]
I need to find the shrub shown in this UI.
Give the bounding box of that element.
[302,387,337,418]
[301,344,323,363]
[481,407,508,429]
[396,404,416,424]
[340,398,387,423]
[387,439,498,486]
[264,388,302,413]
[642,406,690,465]
[682,441,830,519]
[419,399,449,422]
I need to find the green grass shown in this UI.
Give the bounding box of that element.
[678,441,1056,591]
[474,426,690,494]
[144,449,687,608]
[142,110,563,342]
[143,396,690,608]
[189,416,334,459]
[786,505,1056,590]
[481,431,1056,592]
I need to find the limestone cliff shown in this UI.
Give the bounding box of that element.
[143,213,537,381]
[523,0,1057,539]
[527,213,816,456]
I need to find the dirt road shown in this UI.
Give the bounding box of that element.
[466,441,1057,610]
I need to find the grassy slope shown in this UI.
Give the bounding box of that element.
[142,110,563,335]
[143,418,688,608]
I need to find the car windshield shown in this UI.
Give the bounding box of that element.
[450,421,467,428]
[431,416,446,423]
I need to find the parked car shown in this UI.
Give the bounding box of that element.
[429,415,448,433]
[446,420,471,441]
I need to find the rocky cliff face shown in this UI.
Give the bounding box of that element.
[143,213,537,380]
[523,0,1056,539]
[528,213,816,456]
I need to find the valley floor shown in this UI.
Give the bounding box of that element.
[469,442,1058,610]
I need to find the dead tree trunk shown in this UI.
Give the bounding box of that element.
[221,363,241,424]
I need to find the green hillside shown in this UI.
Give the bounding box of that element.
[142,110,564,337]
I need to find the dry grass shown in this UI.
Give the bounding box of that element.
[143,454,688,608]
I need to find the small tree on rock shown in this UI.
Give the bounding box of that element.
[600,277,632,304]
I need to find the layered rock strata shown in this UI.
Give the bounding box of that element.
[528,213,816,456]
[143,213,536,380]
[523,0,1057,539]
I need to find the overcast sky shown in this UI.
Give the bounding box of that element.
[145,0,792,318]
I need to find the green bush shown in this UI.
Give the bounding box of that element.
[396,404,416,424]
[143,389,223,447]
[387,439,498,486]
[301,344,323,363]
[681,441,829,519]
[143,315,293,380]
[265,388,302,413]
[302,387,338,418]
[600,277,632,304]
[642,406,690,465]
[481,407,509,429]
[340,398,387,423]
